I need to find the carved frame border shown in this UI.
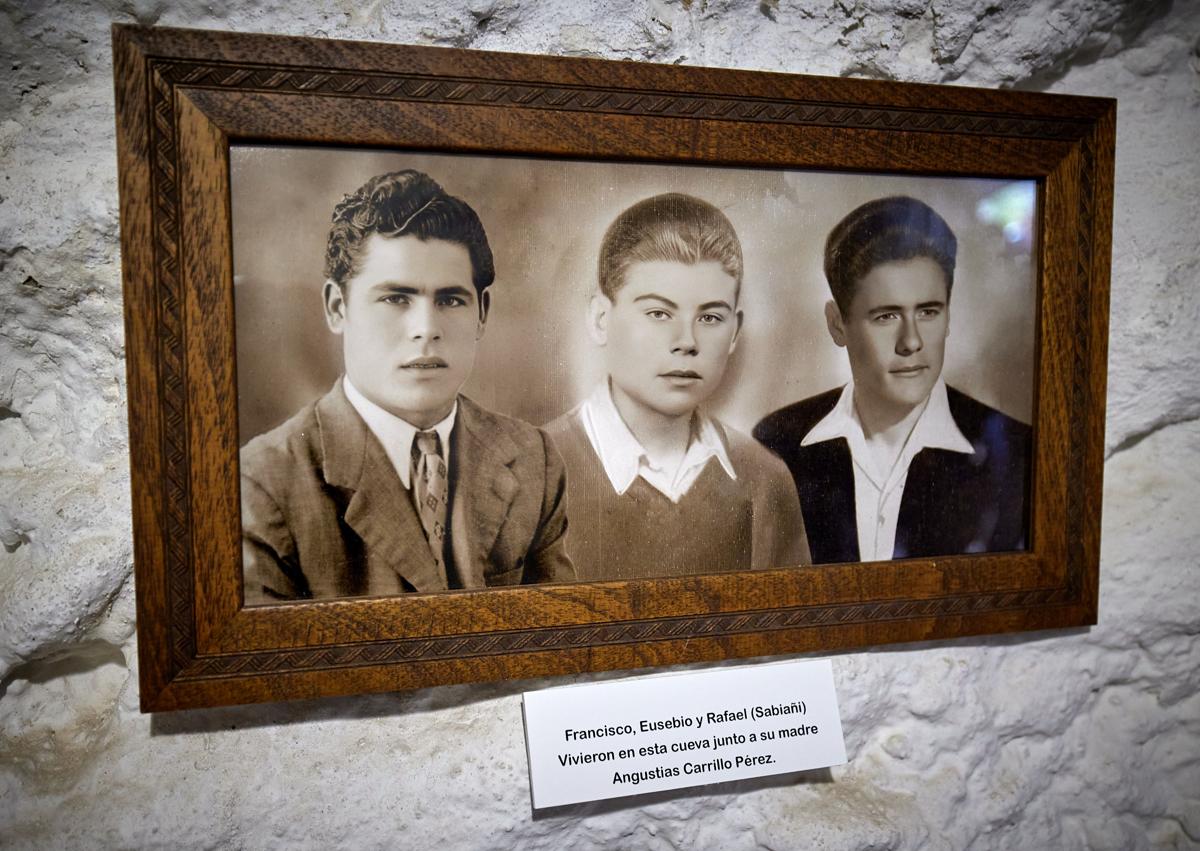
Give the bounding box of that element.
[113,25,1114,710]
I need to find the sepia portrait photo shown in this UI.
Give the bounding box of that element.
[231,146,1036,605]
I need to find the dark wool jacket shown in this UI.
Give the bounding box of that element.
[753,386,1031,564]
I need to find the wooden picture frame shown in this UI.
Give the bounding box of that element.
[112,24,1113,712]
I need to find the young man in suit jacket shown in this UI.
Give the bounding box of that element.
[754,196,1031,564]
[240,169,574,603]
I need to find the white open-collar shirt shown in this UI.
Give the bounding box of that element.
[579,382,737,503]
[802,377,973,561]
[343,376,457,490]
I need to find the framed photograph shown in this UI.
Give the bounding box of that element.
[113,24,1113,711]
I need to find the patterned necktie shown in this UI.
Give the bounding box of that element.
[411,430,450,582]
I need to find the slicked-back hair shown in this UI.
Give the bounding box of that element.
[598,193,743,300]
[824,196,957,315]
[324,169,495,295]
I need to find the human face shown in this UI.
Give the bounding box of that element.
[591,259,742,425]
[826,255,950,423]
[324,234,488,429]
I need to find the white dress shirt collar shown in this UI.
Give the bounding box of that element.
[579,381,737,503]
[801,377,973,464]
[343,376,457,490]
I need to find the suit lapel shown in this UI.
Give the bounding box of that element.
[897,389,981,558]
[800,438,860,564]
[894,455,928,559]
[317,381,447,593]
[897,448,973,559]
[450,396,520,587]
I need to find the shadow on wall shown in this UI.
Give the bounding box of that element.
[0,639,128,700]
[146,624,1089,738]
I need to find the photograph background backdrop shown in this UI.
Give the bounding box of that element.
[231,147,1036,443]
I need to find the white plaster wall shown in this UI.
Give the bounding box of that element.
[2,1,1198,848]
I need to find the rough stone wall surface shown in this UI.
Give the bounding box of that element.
[1,0,1198,848]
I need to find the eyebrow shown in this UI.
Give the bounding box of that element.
[371,283,475,298]
[631,294,734,312]
[435,285,475,299]
[632,293,678,309]
[869,300,946,313]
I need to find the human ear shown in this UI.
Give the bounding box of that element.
[587,293,613,346]
[476,288,492,339]
[323,280,347,334]
[728,309,744,353]
[824,299,847,348]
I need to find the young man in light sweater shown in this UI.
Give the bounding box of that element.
[545,193,811,581]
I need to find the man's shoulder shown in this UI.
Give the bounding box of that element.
[542,403,579,433]
[945,386,1031,443]
[752,387,844,448]
[542,404,585,443]
[239,396,325,483]
[238,381,360,493]
[457,396,555,465]
[715,420,797,491]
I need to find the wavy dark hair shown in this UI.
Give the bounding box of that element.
[824,195,957,315]
[597,193,743,300]
[324,169,495,295]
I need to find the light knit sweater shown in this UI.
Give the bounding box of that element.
[544,407,811,581]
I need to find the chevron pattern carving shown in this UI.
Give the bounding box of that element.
[182,587,1074,679]
[149,66,198,669]
[156,59,1090,139]
[1066,130,1098,598]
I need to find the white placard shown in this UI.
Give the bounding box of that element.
[522,659,846,808]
